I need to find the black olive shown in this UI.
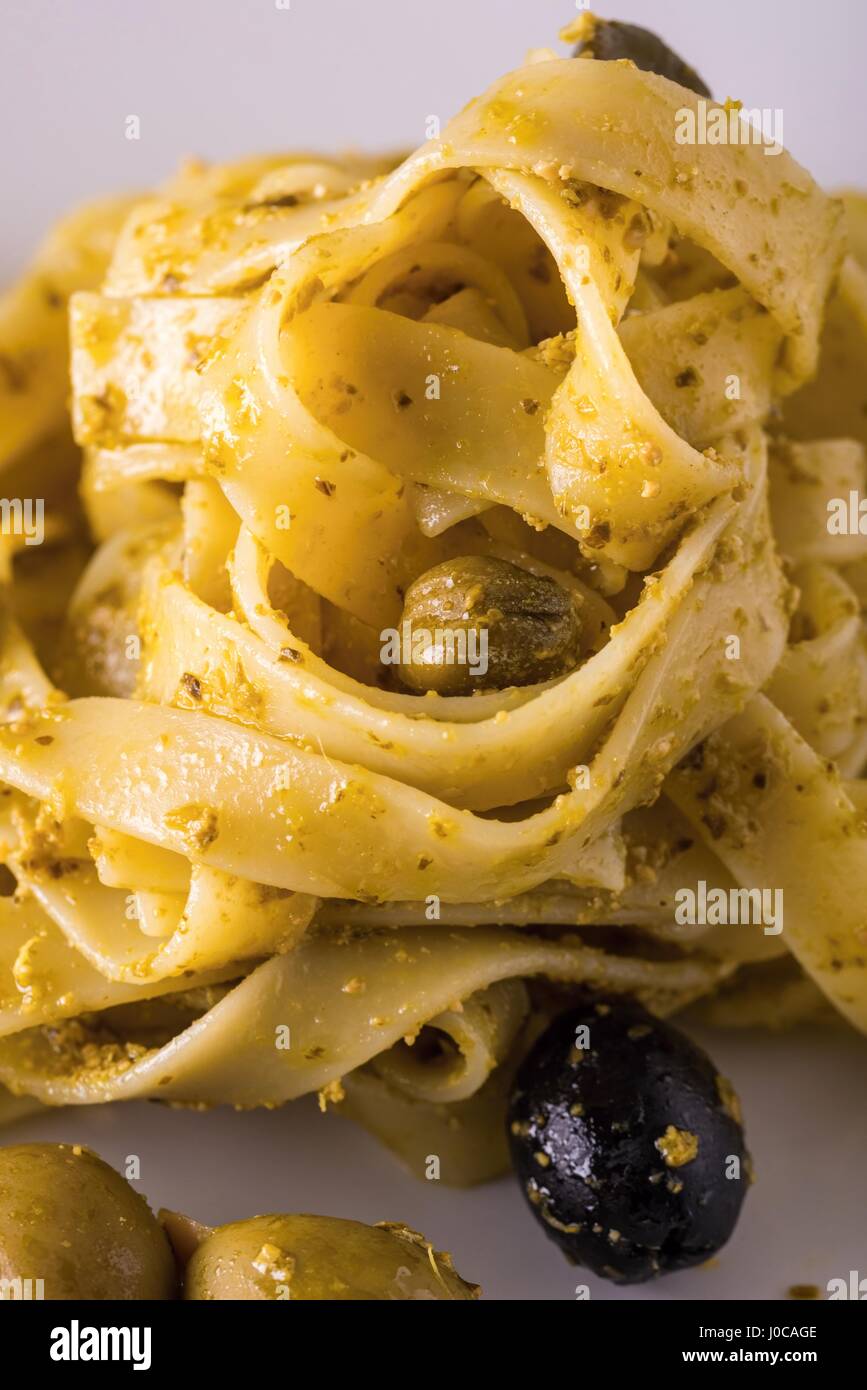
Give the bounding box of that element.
[507,995,748,1283]
[574,19,712,99]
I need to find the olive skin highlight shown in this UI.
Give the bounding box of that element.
[507,997,749,1283]
[0,1143,177,1300]
[184,1213,480,1300]
[0,1142,479,1301]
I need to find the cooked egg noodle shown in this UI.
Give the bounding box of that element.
[0,50,863,1174]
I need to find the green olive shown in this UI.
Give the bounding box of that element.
[0,1143,177,1300]
[184,1214,480,1300]
[574,19,711,99]
[397,554,582,695]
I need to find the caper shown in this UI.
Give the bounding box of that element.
[397,555,582,696]
[574,19,712,99]
[184,1213,480,1300]
[0,1143,177,1300]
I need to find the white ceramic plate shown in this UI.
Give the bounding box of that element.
[6,1020,866,1300]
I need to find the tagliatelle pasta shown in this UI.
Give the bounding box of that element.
[0,12,864,1186]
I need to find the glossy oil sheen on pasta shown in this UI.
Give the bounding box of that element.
[0,19,864,1184]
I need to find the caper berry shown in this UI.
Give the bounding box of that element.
[184,1213,480,1300]
[574,19,712,99]
[0,1143,177,1300]
[397,555,582,696]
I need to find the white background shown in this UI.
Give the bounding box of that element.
[1,0,866,278]
[1,0,866,1301]
[11,1022,867,1301]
